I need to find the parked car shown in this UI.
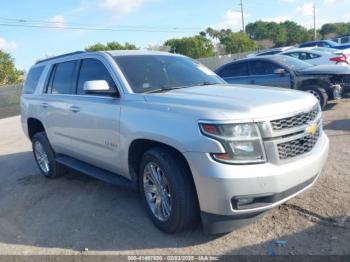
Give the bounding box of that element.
[247,46,294,57]
[215,55,350,108]
[332,35,350,45]
[280,48,350,66]
[21,51,329,234]
[299,40,350,50]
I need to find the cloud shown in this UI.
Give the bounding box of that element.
[212,10,246,30]
[263,16,289,23]
[323,0,348,5]
[0,38,17,50]
[296,3,314,16]
[98,0,152,16]
[49,15,67,28]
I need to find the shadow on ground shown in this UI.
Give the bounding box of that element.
[0,151,216,252]
[324,119,350,132]
[223,217,350,255]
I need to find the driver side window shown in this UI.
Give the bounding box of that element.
[77,58,117,95]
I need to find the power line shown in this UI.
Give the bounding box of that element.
[0,16,204,32]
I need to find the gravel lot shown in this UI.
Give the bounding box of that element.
[0,98,349,256]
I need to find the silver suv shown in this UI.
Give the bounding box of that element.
[21,51,329,234]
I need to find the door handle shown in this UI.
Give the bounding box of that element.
[250,80,256,84]
[41,102,49,109]
[69,106,80,113]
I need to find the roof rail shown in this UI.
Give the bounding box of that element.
[35,51,86,64]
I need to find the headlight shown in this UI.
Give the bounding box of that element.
[199,122,266,164]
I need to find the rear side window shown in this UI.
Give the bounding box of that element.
[50,60,78,94]
[249,60,279,75]
[77,58,116,95]
[23,66,44,94]
[217,62,248,78]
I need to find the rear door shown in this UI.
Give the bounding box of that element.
[43,60,80,154]
[216,61,251,84]
[247,60,291,88]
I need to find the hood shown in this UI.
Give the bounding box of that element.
[143,84,317,121]
[298,64,350,75]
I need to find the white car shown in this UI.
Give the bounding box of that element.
[280,48,350,66]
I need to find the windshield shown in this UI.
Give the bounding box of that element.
[271,56,313,70]
[113,55,225,93]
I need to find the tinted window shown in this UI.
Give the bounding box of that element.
[23,66,44,94]
[249,60,279,75]
[285,52,320,60]
[51,60,78,94]
[217,62,248,77]
[341,37,349,44]
[114,55,224,93]
[77,59,116,95]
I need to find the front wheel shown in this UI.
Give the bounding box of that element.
[139,147,199,233]
[304,86,328,109]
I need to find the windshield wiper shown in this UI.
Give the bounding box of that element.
[144,82,221,94]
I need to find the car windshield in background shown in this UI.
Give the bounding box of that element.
[113,55,224,93]
[272,56,313,71]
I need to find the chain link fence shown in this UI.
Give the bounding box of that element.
[0,84,23,119]
[197,52,250,70]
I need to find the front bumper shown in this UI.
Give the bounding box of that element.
[184,132,329,233]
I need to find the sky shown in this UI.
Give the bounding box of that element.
[0,0,350,71]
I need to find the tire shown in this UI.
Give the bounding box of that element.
[32,132,65,178]
[139,147,199,233]
[303,85,328,109]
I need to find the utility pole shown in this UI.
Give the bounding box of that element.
[313,3,316,40]
[240,0,245,33]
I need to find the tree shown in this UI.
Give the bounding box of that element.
[218,32,256,53]
[320,23,350,38]
[0,50,23,85]
[85,41,138,51]
[164,35,214,58]
[246,20,311,47]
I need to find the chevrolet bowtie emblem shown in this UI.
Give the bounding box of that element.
[306,123,318,136]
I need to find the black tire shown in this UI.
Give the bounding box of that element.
[139,147,199,233]
[303,85,328,109]
[32,132,65,178]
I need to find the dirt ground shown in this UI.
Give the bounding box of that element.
[0,98,349,256]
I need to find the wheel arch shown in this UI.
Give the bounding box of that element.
[300,79,333,100]
[128,138,198,196]
[27,118,46,140]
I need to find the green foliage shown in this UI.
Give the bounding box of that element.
[246,20,311,47]
[218,31,257,53]
[85,41,138,51]
[164,35,214,58]
[0,50,23,85]
[320,23,350,37]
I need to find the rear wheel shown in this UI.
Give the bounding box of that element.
[304,85,328,109]
[139,147,199,233]
[32,132,65,178]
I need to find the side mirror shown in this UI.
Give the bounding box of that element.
[274,68,286,76]
[83,80,117,96]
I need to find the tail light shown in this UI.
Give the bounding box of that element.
[330,55,348,64]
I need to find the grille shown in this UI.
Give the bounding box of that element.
[277,130,320,160]
[271,106,319,131]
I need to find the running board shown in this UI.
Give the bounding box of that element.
[56,155,136,190]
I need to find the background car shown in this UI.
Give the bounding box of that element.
[299,40,350,50]
[246,46,294,57]
[215,55,350,108]
[280,48,350,66]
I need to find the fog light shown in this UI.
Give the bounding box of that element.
[237,198,254,206]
